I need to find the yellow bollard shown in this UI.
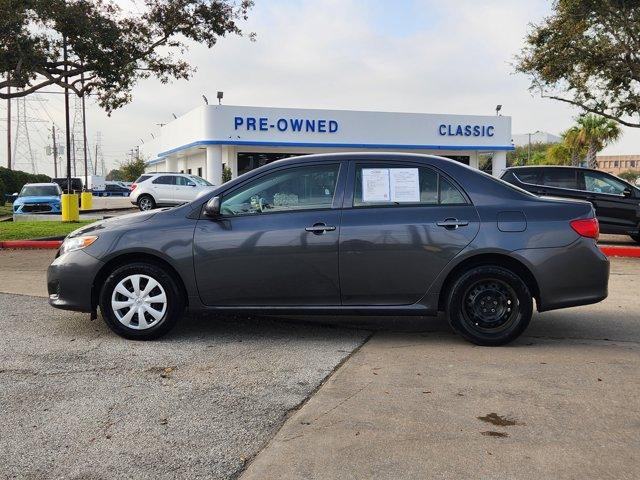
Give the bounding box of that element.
[80,191,93,211]
[61,193,80,222]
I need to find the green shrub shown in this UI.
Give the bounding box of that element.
[0,177,5,206]
[0,167,51,200]
[618,170,640,184]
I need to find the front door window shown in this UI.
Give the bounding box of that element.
[221,164,340,216]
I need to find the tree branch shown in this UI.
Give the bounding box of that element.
[541,93,640,128]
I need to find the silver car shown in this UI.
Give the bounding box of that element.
[130,173,215,211]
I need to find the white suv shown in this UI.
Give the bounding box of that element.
[130,173,215,211]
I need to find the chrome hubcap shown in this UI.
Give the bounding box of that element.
[140,198,152,210]
[111,274,167,330]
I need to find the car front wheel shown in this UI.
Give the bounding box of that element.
[99,262,184,340]
[446,265,533,346]
[138,195,156,211]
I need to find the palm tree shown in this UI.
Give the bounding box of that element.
[561,126,586,166]
[573,115,622,168]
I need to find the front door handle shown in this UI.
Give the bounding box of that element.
[436,218,469,230]
[305,223,336,234]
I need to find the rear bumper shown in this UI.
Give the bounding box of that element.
[514,238,609,312]
[47,249,104,312]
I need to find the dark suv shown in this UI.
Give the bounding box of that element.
[501,166,640,243]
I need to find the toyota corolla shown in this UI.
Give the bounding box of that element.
[47,153,609,346]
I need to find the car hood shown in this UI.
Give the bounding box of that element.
[14,196,60,205]
[68,209,160,238]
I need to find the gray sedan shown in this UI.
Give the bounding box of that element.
[48,153,609,345]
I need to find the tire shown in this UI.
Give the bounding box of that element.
[138,194,156,211]
[630,234,640,244]
[99,262,184,340]
[446,265,532,346]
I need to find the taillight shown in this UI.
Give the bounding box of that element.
[130,183,137,191]
[570,218,599,239]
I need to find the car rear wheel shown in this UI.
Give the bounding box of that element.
[446,265,532,346]
[99,262,184,340]
[138,195,156,211]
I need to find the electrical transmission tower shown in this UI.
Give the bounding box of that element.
[12,97,46,173]
[94,131,105,175]
[71,95,94,178]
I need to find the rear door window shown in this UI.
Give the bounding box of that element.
[542,169,578,189]
[153,175,176,185]
[353,164,467,207]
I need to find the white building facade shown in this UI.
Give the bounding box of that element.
[142,105,513,185]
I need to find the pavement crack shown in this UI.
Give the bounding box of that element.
[314,380,374,421]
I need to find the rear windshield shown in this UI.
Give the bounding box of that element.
[20,185,60,197]
[135,175,152,183]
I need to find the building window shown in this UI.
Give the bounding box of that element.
[237,152,306,176]
[198,167,203,177]
[187,168,192,174]
[180,170,184,173]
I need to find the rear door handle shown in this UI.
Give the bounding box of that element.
[436,218,469,230]
[305,223,336,234]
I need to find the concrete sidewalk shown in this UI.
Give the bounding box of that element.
[241,259,640,480]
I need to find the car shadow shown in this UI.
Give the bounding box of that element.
[166,306,639,347]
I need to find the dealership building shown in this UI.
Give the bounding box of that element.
[142,105,514,185]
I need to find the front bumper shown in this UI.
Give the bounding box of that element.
[47,249,104,312]
[14,203,61,214]
[514,237,610,312]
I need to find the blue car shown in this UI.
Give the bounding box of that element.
[13,183,62,214]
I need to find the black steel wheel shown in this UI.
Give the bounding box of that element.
[446,265,532,346]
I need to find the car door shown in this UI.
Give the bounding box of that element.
[150,175,176,203]
[193,161,345,306]
[579,170,640,232]
[174,175,197,203]
[339,161,480,306]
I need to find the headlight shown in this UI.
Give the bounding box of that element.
[59,235,98,255]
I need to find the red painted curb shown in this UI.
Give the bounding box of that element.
[599,246,640,258]
[0,240,62,249]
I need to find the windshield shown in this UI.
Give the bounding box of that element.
[189,176,213,186]
[19,185,60,197]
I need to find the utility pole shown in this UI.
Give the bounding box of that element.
[71,132,76,177]
[6,79,11,169]
[63,36,72,194]
[81,70,89,188]
[94,142,98,175]
[52,124,58,177]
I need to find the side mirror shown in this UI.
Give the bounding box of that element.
[623,188,633,198]
[204,196,221,217]
[187,182,196,187]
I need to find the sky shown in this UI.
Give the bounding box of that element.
[2,0,638,177]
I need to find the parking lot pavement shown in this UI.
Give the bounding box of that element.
[0,249,53,297]
[241,258,640,480]
[0,293,370,479]
[599,233,638,246]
